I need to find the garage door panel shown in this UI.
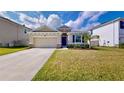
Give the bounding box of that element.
[34,38,58,48]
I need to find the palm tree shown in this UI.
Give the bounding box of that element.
[83,32,100,48]
[82,32,92,48]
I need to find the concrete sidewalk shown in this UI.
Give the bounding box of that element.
[0,48,55,81]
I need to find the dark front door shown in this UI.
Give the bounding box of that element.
[62,36,67,46]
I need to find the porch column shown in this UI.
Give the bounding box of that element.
[81,35,82,44]
[74,34,76,44]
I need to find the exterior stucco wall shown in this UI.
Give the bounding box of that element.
[0,18,30,46]
[114,21,120,46]
[28,31,85,48]
[119,20,124,44]
[67,33,73,44]
[18,27,30,45]
[28,32,62,47]
[0,18,18,44]
[119,29,124,43]
[67,32,84,44]
[92,21,120,46]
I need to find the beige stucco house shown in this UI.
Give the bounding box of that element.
[0,16,31,47]
[28,25,85,48]
[0,16,85,48]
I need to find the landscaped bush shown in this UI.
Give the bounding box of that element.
[67,44,89,49]
[83,44,89,48]
[119,43,124,48]
[67,44,74,48]
[74,44,81,48]
[0,43,2,48]
[9,45,29,48]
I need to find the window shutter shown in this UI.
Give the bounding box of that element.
[120,21,124,29]
[73,35,75,43]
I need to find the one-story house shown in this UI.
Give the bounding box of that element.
[90,17,124,47]
[1,16,124,48]
[28,25,85,48]
[0,16,31,47]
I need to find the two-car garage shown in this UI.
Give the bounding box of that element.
[28,25,70,48]
[33,37,58,48]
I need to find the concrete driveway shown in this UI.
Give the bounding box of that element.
[0,48,55,81]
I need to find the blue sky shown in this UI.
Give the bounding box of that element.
[0,11,124,30]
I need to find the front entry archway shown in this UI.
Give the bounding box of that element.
[61,33,68,47]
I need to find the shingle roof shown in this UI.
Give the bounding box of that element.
[33,25,57,32]
[90,17,124,31]
[0,16,32,30]
[58,25,71,32]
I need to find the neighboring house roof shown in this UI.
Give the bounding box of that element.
[58,25,71,29]
[0,16,32,30]
[33,25,58,32]
[58,25,71,32]
[33,25,85,33]
[90,17,124,31]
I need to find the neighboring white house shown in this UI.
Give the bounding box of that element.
[0,16,31,47]
[28,25,85,48]
[90,17,124,47]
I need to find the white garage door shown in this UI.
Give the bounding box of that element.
[34,37,58,48]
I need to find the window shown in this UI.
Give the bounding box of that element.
[90,30,93,35]
[82,36,84,43]
[76,35,81,42]
[73,35,75,43]
[120,21,124,29]
[107,41,110,43]
[24,29,27,34]
[72,35,82,43]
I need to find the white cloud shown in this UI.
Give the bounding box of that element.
[0,11,106,31]
[88,11,107,22]
[0,11,7,17]
[0,11,62,30]
[65,11,98,29]
[65,11,107,30]
[39,15,47,25]
[17,12,62,30]
[81,22,100,31]
[18,12,41,29]
[0,11,21,24]
[47,14,62,29]
[65,20,73,27]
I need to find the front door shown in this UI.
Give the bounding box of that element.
[62,36,67,47]
[61,33,68,47]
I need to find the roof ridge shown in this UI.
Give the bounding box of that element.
[89,17,124,31]
[0,16,31,29]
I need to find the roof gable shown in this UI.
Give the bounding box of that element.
[33,25,57,32]
[58,25,71,32]
[0,16,31,30]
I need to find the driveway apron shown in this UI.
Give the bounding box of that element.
[0,48,55,81]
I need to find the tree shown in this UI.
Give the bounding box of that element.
[83,32,100,48]
[82,32,92,48]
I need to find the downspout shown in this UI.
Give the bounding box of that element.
[113,21,115,46]
[118,21,120,47]
[81,33,82,44]
[75,33,76,44]
[17,25,19,41]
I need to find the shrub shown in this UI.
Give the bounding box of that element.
[119,43,124,48]
[84,44,89,48]
[74,44,81,48]
[67,44,89,49]
[67,44,74,48]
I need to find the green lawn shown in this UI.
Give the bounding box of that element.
[0,47,29,56]
[33,47,124,81]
